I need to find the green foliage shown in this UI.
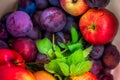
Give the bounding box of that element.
[35,26,93,77]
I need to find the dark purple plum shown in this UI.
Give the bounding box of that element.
[0,23,9,39]
[40,7,66,32]
[90,60,103,76]
[55,31,70,44]
[27,27,41,40]
[99,73,113,80]
[6,11,33,37]
[44,31,53,41]
[35,0,49,9]
[62,16,79,34]
[48,0,61,8]
[35,53,49,64]
[85,0,110,8]
[90,45,104,59]
[32,11,43,27]
[12,37,37,62]
[102,44,120,69]
[0,40,8,49]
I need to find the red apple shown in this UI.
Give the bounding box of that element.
[0,48,25,70]
[59,0,89,16]
[79,8,119,45]
[0,67,36,80]
[12,37,37,62]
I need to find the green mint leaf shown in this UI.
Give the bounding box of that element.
[44,59,63,75]
[71,26,79,43]
[70,64,76,76]
[54,45,64,58]
[47,48,55,59]
[67,49,84,65]
[67,42,83,52]
[83,45,93,58]
[73,61,93,76]
[44,58,67,76]
[58,42,67,49]
[57,62,69,76]
[36,38,53,54]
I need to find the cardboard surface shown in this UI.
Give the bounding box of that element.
[0,0,18,20]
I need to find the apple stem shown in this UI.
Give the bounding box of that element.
[72,0,78,3]
[88,25,96,30]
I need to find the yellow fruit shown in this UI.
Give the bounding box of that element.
[33,70,56,80]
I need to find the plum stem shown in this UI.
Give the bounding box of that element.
[72,0,78,3]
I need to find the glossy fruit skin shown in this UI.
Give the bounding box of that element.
[12,37,37,62]
[33,70,56,80]
[35,0,49,9]
[0,48,25,70]
[90,45,104,59]
[102,44,120,69]
[60,0,89,16]
[40,7,66,32]
[0,67,36,80]
[70,72,98,80]
[6,11,33,37]
[79,9,118,45]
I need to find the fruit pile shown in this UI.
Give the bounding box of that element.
[0,0,120,80]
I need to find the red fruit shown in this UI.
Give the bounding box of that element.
[79,8,118,45]
[70,72,98,80]
[12,37,37,62]
[0,48,25,70]
[0,67,36,80]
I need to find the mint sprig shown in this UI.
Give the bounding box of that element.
[36,26,93,77]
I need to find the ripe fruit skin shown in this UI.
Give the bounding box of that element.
[0,48,25,70]
[79,9,118,45]
[6,11,33,37]
[12,37,37,62]
[40,7,66,32]
[33,70,56,80]
[70,72,98,80]
[0,67,36,80]
[102,44,120,69]
[60,0,89,16]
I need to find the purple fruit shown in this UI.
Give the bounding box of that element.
[0,23,9,39]
[27,27,41,40]
[63,16,78,34]
[33,11,43,27]
[90,60,103,76]
[102,44,120,69]
[0,40,8,49]
[6,11,33,37]
[12,37,37,62]
[35,53,49,64]
[35,0,49,9]
[99,73,113,80]
[85,0,110,8]
[90,45,104,59]
[55,31,70,44]
[48,0,61,8]
[40,7,66,32]
[44,31,53,41]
